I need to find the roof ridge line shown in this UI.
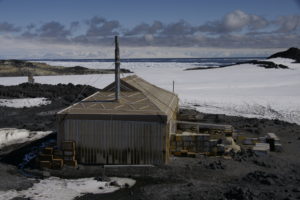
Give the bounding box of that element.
[128,76,176,114]
[131,75,177,96]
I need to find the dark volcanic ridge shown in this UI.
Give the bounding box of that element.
[185,60,289,71]
[268,47,300,63]
[0,59,132,77]
[186,47,300,71]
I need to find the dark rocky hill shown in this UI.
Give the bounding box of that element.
[0,60,132,77]
[268,47,300,63]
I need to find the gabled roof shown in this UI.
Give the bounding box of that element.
[58,75,179,122]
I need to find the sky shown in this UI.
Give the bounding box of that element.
[0,0,299,58]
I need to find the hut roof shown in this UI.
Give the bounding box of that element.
[57,75,179,122]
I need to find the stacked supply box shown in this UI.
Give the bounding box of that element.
[253,143,270,156]
[196,134,210,152]
[170,133,211,156]
[39,147,53,169]
[39,147,64,170]
[62,141,77,167]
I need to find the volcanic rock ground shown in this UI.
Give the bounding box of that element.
[0,83,299,200]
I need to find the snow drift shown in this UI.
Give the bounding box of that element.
[0,176,135,200]
[0,128,52,149]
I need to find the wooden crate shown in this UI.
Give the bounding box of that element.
[187,152,196,158]
[43,147,53,154]
[62,141,75,151]
[63,155,75,161]
[52,159,63,169]
[53,155,62,159]
[63,150,75,156]
[175,135,182,142]
[173,152,181,156]
[64,160,77,167]
[40,161,52,169]
[53,149,63,156]
[180,150,188,157]
[39,154,53,162]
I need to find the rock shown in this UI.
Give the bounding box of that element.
[252,160,271,168]
[243,171,281,185]
[292,188,300,193]
[234,60,289,69]
[42,171,51,177]
[0,59,133,77]
[109,180,121,187]
[268,47,300,63]
[94,176,110,182]
[205,160,226,170]
[186,182,194,187]
[185,59,289,70]
[224,186,254,200]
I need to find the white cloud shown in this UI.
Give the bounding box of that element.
[0,35,284,59]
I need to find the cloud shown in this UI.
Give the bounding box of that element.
[274,15,300,33]
[38,21,71,39]
[85,16,121,37]
[20,21,72,43]
[198,10,269,33]
[0,35,285,59]
[1,10,300,59]
[26,23,35,30]
[0,22,21,32]
[125,21,163,35]
[161,20,196,36]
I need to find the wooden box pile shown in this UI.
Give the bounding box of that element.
[38,141,77,169]
[170,133,213,156]
[62,141,77,167]
[39,147,62,169]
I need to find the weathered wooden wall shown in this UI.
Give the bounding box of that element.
[59,119,167,165]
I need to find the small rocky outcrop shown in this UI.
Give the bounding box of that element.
[235,60,289,69]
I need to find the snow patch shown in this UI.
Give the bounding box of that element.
[0,176,135,200]
[0,128,52,149]
[0,98,51,108]
[266,57,299,69]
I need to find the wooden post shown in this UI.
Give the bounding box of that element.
[115,36,120,101]
[172,80,175,93]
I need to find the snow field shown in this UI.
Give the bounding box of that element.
[1,58,299,124]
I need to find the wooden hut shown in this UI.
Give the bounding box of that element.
[57,75,179,165]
